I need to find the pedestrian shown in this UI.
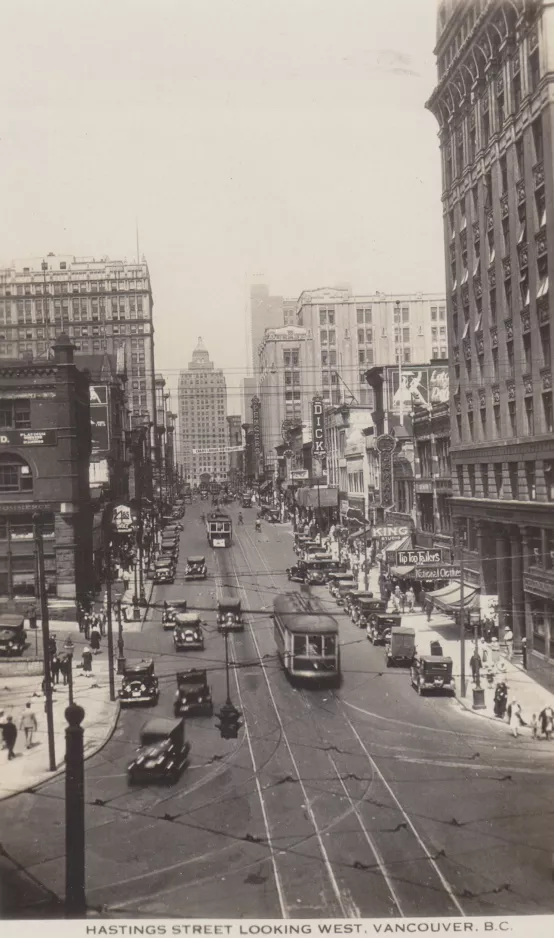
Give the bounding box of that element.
[2,716,17,760]
[504,627,514,660]
[405,587,415,613]
[483,619,493,644]
[48,634,57,659]
[122,572,130,593]
[50,654,61,684]
[539,706,554,740]
[99,609,107,637]
[426,597,434,623]
[509,700,522,737]
[531,713,539,740]
[82,646,93,677]
[90,623,101,655]
[521,636,527,670]
[478,637,488,665]
[59,655,70,686]
[0,710,6,749]
[469,651,482,684]
[490,636,500,665]
[493,681,508,719]
[19,702,38,749]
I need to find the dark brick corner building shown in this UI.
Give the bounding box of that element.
[0,334,92,601]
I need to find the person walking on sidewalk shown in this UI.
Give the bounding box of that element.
[50,654,61,685]
[503,627,514,660]
[2,716,17,760]
[405,587,415,613]
[19,703,38,749]
[82,646,93,677]
[425,597,434,623]
[90,623,101,655]
[494,681,508,718]
[508,700,523,737]
[0,710,6,749]
[539,706,554,740]
[469,651,482,685]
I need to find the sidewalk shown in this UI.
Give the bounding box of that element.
[397,607,554,735]
[0,656,119,801]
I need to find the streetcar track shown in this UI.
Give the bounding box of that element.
[237,523,468,917]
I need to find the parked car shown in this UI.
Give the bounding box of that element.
[0,615,27,657]
[119,660,159,706]
[385,626,416,667]
[411,655,455,696]
[174,613,205,651]
[173,669,213,716]
[127,717,190,785]
[162,600,187,629]
[241,495,252,508]
[154,559,175,584]
[184,556,207,580]
[366,612,401,644]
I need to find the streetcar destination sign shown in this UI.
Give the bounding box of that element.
[396,549,446,566]
[414,565,461,581]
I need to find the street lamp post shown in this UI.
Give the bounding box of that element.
[65,702,86,917]
[116,599,125,673]
[33,513,56,772]
[102,510,116,704]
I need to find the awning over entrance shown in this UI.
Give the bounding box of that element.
[378,534,412,563]
[389,564,415,577]
[429,581,480,612]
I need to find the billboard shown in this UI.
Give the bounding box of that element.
[387,365,449,414]
[311,396,326,458]
[192,445,244,455]
[90,385,110,454]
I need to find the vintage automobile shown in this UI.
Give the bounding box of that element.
[162,599,187,629]
[174,669,214,716]
[174,613,205,651]
[161,535,179,551]
[0,615,27,657]
[345,590,374,618]
[411,655,455,696]
[335,580,358,606]
[356,597,389,629]
[328,572,355,596]
[119,660,159,706]
[293,535,313,556]
[241,494,252,508]
[287,560,308,583]
[260,507,281,523]
[154,559,175,584]
[301,542,328,561]
[184,556,207,580]
[127,717,190,785]
[217,598,243,631]
[385,626,416,667]
[366,612,401,644]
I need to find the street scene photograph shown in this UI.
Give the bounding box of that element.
[1,0,554,927]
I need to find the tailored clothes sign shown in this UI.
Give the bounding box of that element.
[311,396,326,456]
[192,445,245,455]
[376,433,396,509]
[414,565,461,580]
[90,385,110,454]
[0,429,56,446]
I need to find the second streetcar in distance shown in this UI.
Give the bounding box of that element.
[273,592,341,686]
[206,511,233,548]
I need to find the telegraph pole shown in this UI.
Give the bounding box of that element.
[102,512,116,703]
[65,702,86,917]
[116,599,125,674]
[33,513,56,771]
[458,519,466,698]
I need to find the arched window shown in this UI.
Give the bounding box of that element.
[0,454,33,493]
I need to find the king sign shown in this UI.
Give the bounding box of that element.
[311,397,326,457]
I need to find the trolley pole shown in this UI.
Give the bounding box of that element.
[103,523,116,704]
[224,628,231,704]
[458,520,466,698]
[33,513,56,772]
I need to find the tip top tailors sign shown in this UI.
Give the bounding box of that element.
[389,548,448,566]
[311,396,326,457]
[0,429,56,447]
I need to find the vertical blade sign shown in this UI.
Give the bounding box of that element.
[311,396,326,458]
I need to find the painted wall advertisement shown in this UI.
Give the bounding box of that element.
[90,385,110,454]
[387,364,449,414]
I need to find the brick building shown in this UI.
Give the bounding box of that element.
[0,335,92,601]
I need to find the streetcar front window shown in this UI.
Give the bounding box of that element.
[293,635,306,655]
[324,636,336,656]
[307,636,323,656]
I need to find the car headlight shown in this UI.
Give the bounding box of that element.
[140,684,146,691]
[198,696,203,703]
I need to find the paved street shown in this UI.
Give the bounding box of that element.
[1,501,554,918]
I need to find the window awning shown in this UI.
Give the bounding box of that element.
[428,581,480,612]
[378,534,412,562]
[389,564,415,576]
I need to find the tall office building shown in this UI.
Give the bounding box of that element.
[295,286,447,406]
[178,338,228,486]
[427,0,554,682]
[0,254,156,426]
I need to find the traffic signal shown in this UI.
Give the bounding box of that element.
[216,702,243,739]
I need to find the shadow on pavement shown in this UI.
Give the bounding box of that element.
[0,854,63,918]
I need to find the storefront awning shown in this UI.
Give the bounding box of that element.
[429,581,480,612]
[378,534,412,563]
[389,564,415,576]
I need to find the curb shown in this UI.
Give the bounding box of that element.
[0,697,121,804]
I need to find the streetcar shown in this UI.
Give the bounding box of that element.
[272,592,341,686]
[206,511,232,548]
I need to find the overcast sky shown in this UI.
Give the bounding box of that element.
[0,0,443,409]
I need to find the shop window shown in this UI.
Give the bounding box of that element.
[0,455,33,492]
[531,600,547,655]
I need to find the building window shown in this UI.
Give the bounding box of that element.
[508,461,519,499]
[480,464,489,498]
[540,325,550,366]
[525,461,536,500]
[544,460,554,500]
[507,341,514,377]
[468,411,474,440]
[457,465,464,496]
[508,399,517,435]
[0,456,33,492]
[523,333,532,374]
[0,399,31,429]
[525,396,534,435]
[468,464,476,496]
[532,116,544,163]
[529,46,540,92]
[543,392,553,433]
[494,463,504,497]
